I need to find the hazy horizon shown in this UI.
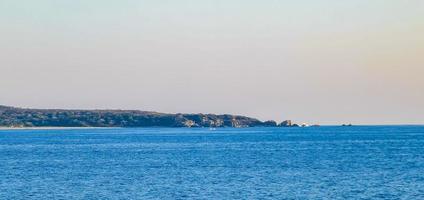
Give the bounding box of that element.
[1,1,423,125]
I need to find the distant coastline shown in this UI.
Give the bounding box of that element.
[0,105,298,128]
[0,126,115,130]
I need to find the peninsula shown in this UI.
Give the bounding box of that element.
[0,105,293,128]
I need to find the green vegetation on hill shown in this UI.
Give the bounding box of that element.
[0,105,277,128]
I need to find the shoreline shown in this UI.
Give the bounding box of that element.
[1,125,423,130]
[0,127,117,130]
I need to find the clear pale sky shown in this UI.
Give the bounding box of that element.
[1,1,423,125]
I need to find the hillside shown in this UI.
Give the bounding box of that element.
[0,105,278,128]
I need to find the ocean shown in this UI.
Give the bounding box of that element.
[1,126,423,199]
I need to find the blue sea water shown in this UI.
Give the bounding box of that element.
[0,126,424,199]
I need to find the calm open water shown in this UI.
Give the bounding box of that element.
[1,126,424,199]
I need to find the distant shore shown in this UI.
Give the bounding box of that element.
[0,105,282,128]
[0,127,114,130]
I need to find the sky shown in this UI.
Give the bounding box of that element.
[0,0,423,125]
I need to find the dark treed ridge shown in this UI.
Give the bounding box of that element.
[0,105,283,128]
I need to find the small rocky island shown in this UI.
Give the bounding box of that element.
[0,105,299,128]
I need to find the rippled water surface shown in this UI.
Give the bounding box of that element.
[1,126,424,199]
